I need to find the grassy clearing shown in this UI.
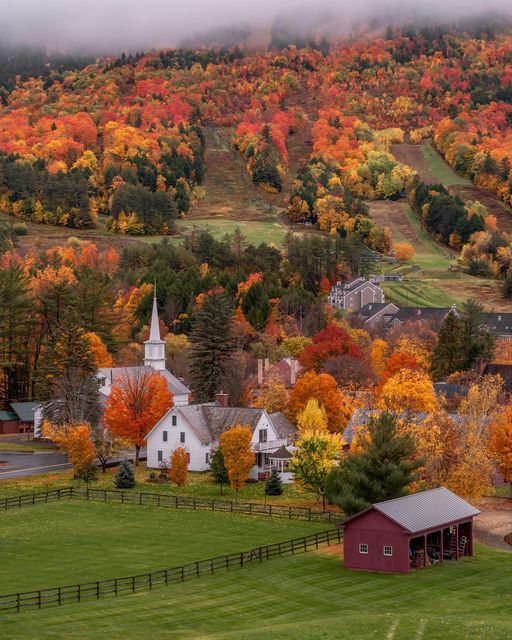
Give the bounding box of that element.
[0,465,318,505]
[0,501,326,594]
[2,542,511,639]
[177,217,290,247]
[421,145,471,186]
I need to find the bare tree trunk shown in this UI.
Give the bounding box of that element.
[135,445,140,466]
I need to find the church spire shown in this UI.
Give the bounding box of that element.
[144,282,166,371]
[149,284,161,341]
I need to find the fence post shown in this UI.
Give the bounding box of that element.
[121,492,125,504]
[58,587,62,606]
[193,497,196,510]
[38,590,42,608]
[289,507,292,519]
[196,561,200,577]
[132,576,135,592]
[139,493,143,505]
[104,490,107,502]
[269,505,272,518]
[181,566,185,581]
[114,578,118,596]
[165,569,169,585]
[240,552,244,568]
[96,581,100,599]
[78,584,81,602]
[16,593,20,612]
[149,573,152,590]
[175,496,178,509]
[157,494,161,507]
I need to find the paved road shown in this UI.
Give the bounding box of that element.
[0,452,71,480]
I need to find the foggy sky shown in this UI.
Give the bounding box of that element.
[1,0,511,54]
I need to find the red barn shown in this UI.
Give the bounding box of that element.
[341,488,480,574]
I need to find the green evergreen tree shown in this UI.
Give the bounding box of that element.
[265,467,283,496]
[209,447,229,495]
[115,459,135,489]
[241,281,271,331]
[189,291,235,402]
[430,309,466,380]
[460,298,494,369]
[326,412,421,516]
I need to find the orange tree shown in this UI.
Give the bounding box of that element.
[104,369,173,464]
[42,420,96,478]
[489,404,512,491]
[169,446,189,487]
[288,371,353,433]
[219,425,255,495]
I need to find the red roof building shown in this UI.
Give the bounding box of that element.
[341,488,480,574]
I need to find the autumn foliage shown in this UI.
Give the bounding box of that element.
[104,370,173,464]
[299,323,362,372]
[288,371,353,433]
[42,420,96,478]
[219,425,255,494]
[169,447,189,487]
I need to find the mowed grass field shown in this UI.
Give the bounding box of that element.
[0,501,327,594]
[2,534,511,639]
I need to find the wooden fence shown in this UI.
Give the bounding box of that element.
[0,528,343,613]
[1,487,338,523]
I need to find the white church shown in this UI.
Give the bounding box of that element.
[36,292,296,482]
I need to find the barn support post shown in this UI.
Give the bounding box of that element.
[440,528,444,563]
[422,535,427,568]
[468,521,474,556]
[455,525,459,560]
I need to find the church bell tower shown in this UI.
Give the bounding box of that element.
[144,289,166,371]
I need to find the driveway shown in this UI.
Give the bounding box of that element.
[0,452,71,480]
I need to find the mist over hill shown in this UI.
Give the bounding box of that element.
[1,0,512,54]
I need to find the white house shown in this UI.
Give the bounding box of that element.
[327,277,385,312]
[35,291,190,436]
[145,404,296,482]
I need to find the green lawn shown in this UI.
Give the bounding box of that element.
[2,541,511,639]
[0,501,326,594]
[421,145,471,187]
[0,467,317,504]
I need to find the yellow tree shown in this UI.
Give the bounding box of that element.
[379,369,438,414]
[370,338,388,376]
[42,421,96,479]
[296,398,328,434]
[219,425,255,495]
[253,374,289,413]
[290,430,343,509]
[489,404,512,490]
[169,447,189,487]
[85,332,114,367]
[409,412,458,488]
[394,243,415,261]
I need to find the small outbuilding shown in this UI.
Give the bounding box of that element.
[341,488,481,574]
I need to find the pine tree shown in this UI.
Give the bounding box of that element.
[265,467,283,496]
[241,281,271,331]
[209,447,228,495]
[430,309,466,380]
[189,291,235,402]
[115,459,135,489]
[326,412,421,516]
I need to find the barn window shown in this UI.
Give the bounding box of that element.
[171,415,177,427]
[157,450,163,462]
[359,544,368,554]
[384,546,393,556]
[163,431,168,442]
[180,432,186,443]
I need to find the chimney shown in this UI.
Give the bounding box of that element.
[215,391,229,408]
[290,358,297,386]
[257,359,264,386]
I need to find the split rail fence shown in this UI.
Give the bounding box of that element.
[0,487,338,523]
[0,528,343,613]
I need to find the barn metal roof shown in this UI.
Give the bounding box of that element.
[373,488,481,534]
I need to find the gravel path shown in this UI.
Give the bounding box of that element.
[474,500,512,552]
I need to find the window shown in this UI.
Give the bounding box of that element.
[383,546,393,557]
[171,415,177,427]
[259,429,268,443]
[359,544,368,554]
[163,431,168,442]
[205,452,210,464]
[180,432,185,443]
[157,450,163,462]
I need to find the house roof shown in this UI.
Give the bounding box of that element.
[97,366,190,397]
[0,411,18,421]
[392,307,451,325]
[481,363,512,392]
[344,488,480,534]
[433,382,466,399]
[146,405,294,445]
[483,313,512,336]
[10,402,38,422]
[269,445,292,459]
[358,302,398,322]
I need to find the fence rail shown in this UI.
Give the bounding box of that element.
[71,488,338,522]
[1,487,339,522]
[0,528,343,613]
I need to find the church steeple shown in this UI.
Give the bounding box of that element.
[144,285,166,371]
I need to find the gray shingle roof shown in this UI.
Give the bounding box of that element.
[372,488,480,534]
[268,412,295,439]
[269,445,292,459]
[97,366,190,397]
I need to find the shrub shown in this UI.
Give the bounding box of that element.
[265,468,284,495]
[115,459,135,489]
